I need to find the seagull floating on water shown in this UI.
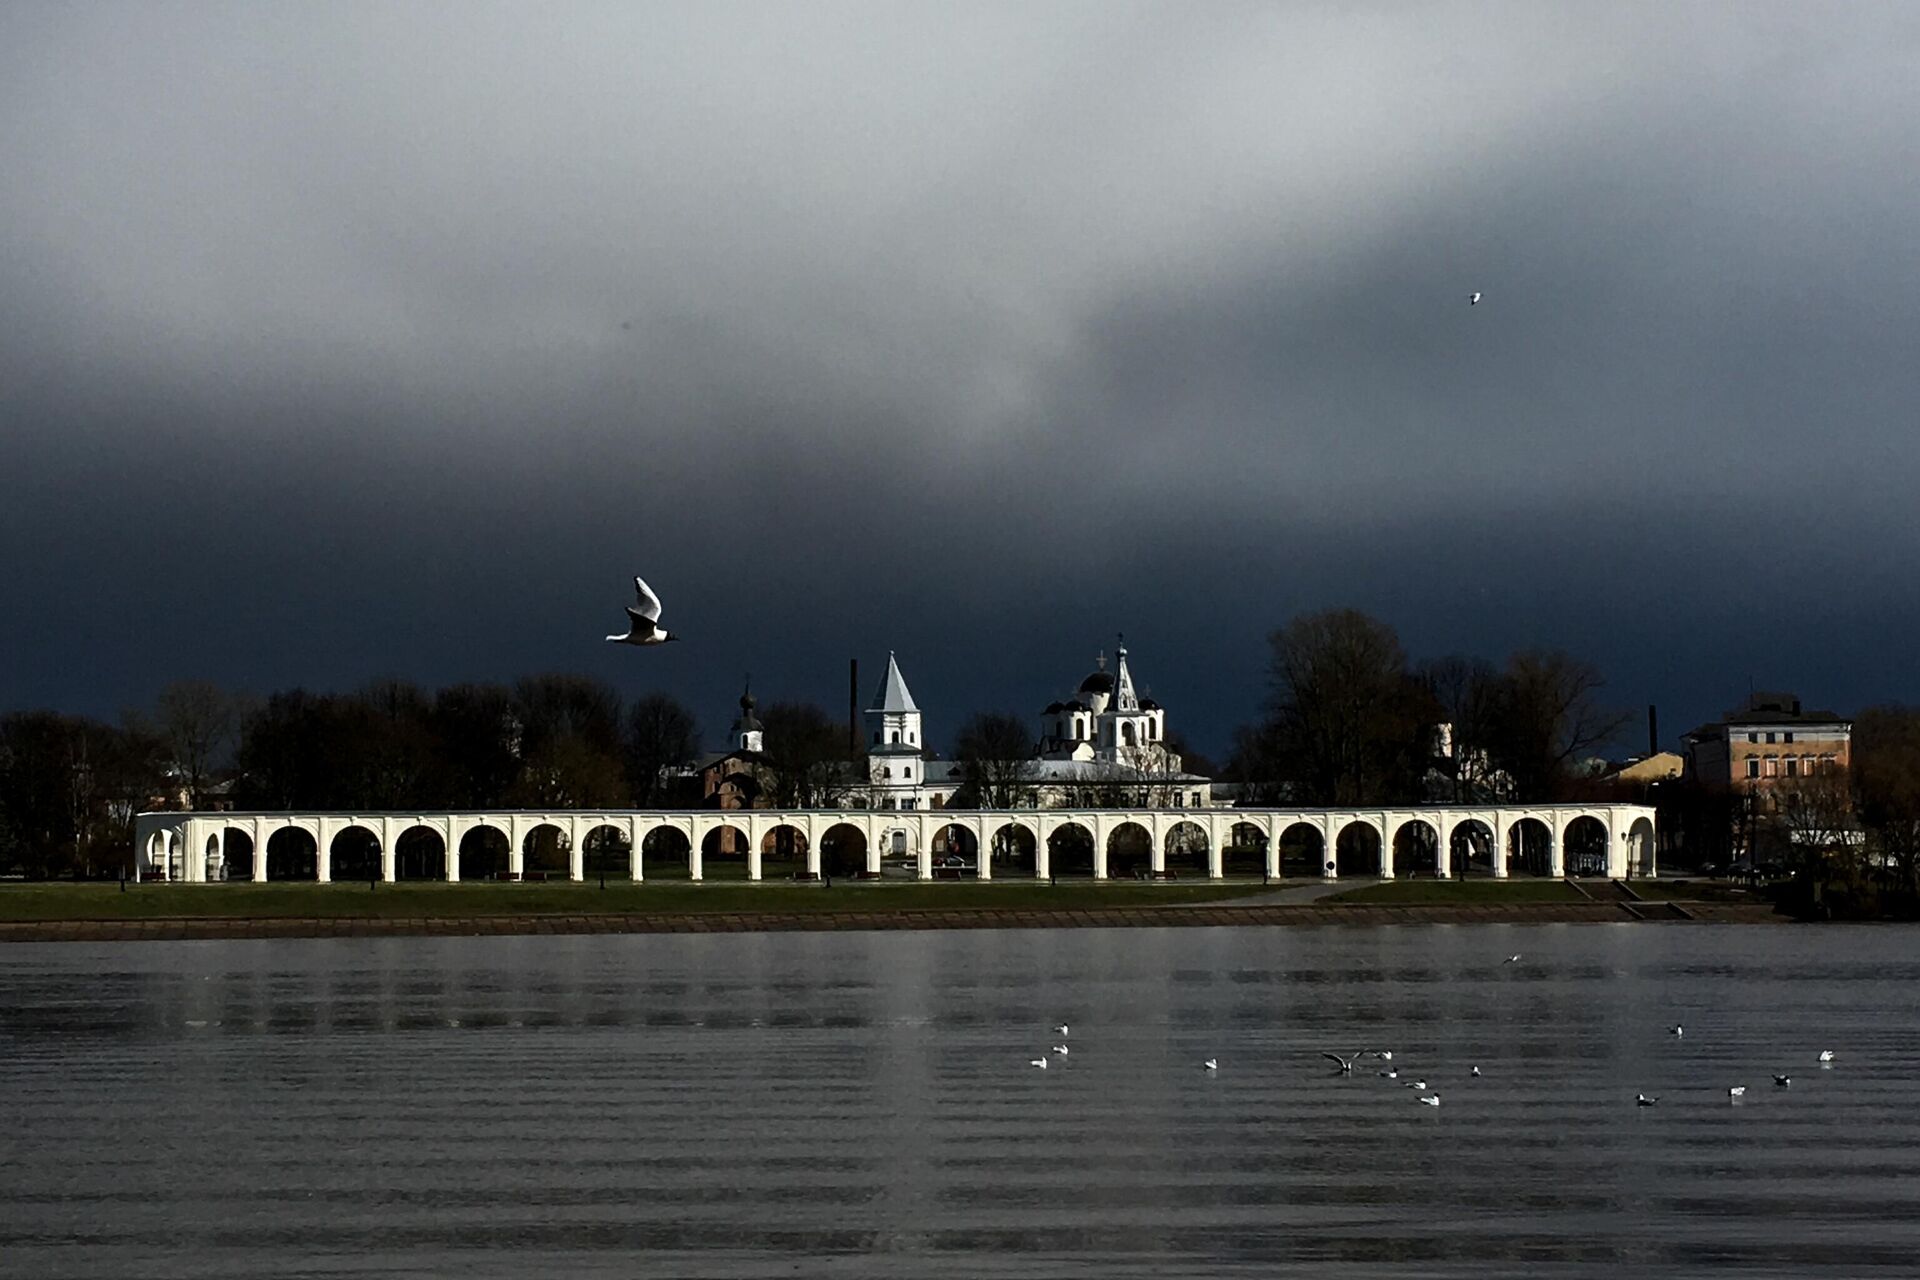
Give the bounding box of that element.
[1774,1074,1791,1087]
[1728,1086,1746,1098]
[1403,1079,1428,1091]
[1051,1044,1070,1057]
[1637,1093,1658,1107]
[1819,1050,1835,1063]
[1671,1025,1684,1037]
[1374,1050,1394,1062]
[1053,1024,1069,1036]
[1203,1059,1218,1071]
[1504,954,1521,963]
[1030,1058,1049,1070]
[605,574,679,646]
[1419,1094,1441,1107]
[1470,1066,1482,1078]
[1379,1069,1399,1079]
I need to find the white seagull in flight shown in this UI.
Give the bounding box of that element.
[1469,291,1482,305]
[606,574,679,646]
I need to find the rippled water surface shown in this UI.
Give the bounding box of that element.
[6,925,1920,1278]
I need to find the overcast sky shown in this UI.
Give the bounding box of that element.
[4,2,1918,758]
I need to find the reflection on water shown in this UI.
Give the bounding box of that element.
[5,925,1920,1278]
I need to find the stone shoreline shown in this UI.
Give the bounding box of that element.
[0,899,1781,943]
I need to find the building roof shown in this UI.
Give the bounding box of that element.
[869,651,919,714]
[1682,692,1850,740]
[1077,671,1115,695]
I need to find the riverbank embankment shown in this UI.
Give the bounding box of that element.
[0,891,1781,942]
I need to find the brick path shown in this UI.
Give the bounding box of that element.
[0,900,1781,943]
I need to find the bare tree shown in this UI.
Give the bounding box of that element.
[625,692,700,806]
[151,679,242,809]
[1416,655,1506,802]
[760,702,859,808]
[1853,705,1920,897]
[1487,650,1630,802]
[1264,609,1433,805]
[953,711,1039,809]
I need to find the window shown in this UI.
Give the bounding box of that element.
[882,767,891,779]
[903,766,912,780]
[1785,757,1799,777]
[1765,732,1776,744]
[1747,732,1759,743]
[1783,731,1794,744]
[1803,755,1815,773]
[902,799,918,811]
[1191,792,1202,807]
[1763,756,1778,776]
[1747,759,1760,779]
[891,731,899,744]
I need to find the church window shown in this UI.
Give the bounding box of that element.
[891,731,900,744]
[1122,723,1135,746]
[904,766,912,779]
[883,767,892,779]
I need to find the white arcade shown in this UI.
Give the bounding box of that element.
[135,804,1657,884]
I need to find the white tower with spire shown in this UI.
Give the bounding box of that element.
[866,652,928,805]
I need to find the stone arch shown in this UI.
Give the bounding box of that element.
[987,821,1037,877]
[329,824,382,882]
[931,823,978,877]
[1391,818,1439,877]
[144,830,171,879]
[1048,821,1095,878]
[265,826,319,881]
[760,823,811,878]
[581,823,632,880]
[1508,816,1553,877]
[701,823,751,878]
[1335,821,1382,877]
[1276,821,1325,877]
[1164,821,1209,875]
[458,825,510,881]
[1628,815,1656,878]
[1448,818,1496,878]
[394,824,446,881]
[1563,815,1609,877]
[1106,821,1152,878]
[1225,821,1269,876]
[220,826,255,881]
[521,822,570,879]
[641,826,692,880]
[820,823,868,879]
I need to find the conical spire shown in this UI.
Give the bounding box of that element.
[1114,635,1139,711]
[869,651,919,714]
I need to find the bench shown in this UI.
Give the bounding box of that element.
[791,871,819,882]
[1135,868,1179,881]
[855,870,883,881]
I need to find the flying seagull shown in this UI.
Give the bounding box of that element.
[1504,954,1521,963]
[606,574,679,646]
[1322,1051,1365,1073]
[1469,291,1482,305]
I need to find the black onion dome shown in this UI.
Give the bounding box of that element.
[1043,701,1064,715]
[1078,671,1115,695]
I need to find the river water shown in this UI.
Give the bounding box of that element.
[4,924,1919,1278]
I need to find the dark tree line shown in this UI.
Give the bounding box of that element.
[1225,608,1630,806]
[0,676,702,878]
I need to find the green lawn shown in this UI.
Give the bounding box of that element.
[0,879,1265,922]
[1323,879,1588,905]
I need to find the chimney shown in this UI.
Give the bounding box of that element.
[1648,704,1659,757]
[849,658,859,753]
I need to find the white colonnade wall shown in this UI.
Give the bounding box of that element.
[133,804,1658,883]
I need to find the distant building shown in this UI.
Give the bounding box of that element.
[1682,692,1851,800]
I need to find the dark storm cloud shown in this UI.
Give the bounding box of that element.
[4,2,1919,751]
